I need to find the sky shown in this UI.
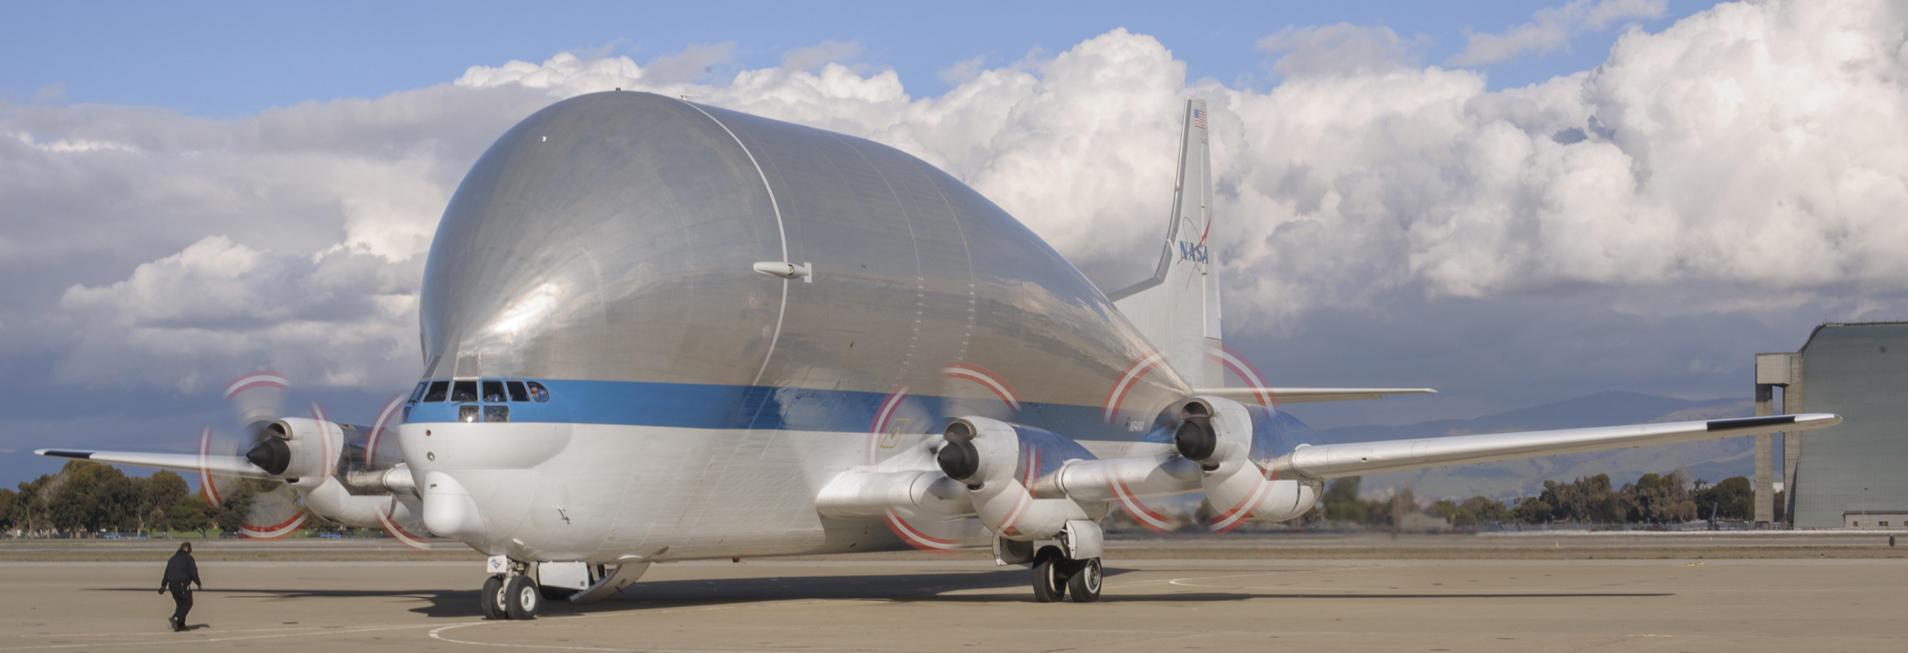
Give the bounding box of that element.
[4,0,1906,484]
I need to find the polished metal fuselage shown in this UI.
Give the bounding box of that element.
[398,92,1193,562]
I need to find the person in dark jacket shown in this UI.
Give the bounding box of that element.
[158,543,202,631]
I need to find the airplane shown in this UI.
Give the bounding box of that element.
[40,92,1840,619]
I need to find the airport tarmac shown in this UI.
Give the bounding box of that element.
[3,536,1905,652]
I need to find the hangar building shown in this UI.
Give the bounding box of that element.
[1755,322,1908,529]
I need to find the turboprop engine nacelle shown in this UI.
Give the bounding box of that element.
[936,417,1098,541]
[1173,396,1323,531]
[245,417,345,488]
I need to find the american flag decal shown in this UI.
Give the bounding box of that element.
[1192,108,1206,130]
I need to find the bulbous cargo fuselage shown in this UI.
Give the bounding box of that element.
[398,91,1191,561]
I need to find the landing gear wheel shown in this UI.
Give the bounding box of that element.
[503,575,540,620]
[1065,558,1102,603]
[479,576,505,620]
[1031,553,1068,603]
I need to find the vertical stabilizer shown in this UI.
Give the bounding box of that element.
[1109,98,1222,388]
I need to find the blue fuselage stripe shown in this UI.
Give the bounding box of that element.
[402,379,1160,441]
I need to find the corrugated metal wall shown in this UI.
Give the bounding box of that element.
[1794,324,1908,528]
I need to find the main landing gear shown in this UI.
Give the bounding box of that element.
[999,521,1105,603]
[1030,548,1102,603]
[480,559,542,620]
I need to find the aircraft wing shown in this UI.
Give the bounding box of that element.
[1270,414,1841,479]
[36,449,274,478]
[1192,387,1438,403]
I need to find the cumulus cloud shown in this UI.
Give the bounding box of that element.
[641,42,736,85]
[1449,0,1668,66]
[782,40,862,72]
[938,56,988,85]
[446,3,1907,326]
[57,236,422,391]
[0,82,556,394]
[7,0,1907,407]
[1257,24,1424,78]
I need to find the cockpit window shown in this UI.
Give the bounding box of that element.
[526,381,551,403]
[451,380,478,402]
[458,404,479,422]
[423,380,449,402]
[481,380,506,403]
[408,381,428,403]
[506,381,529,402]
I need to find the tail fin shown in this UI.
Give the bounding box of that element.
[1109,98,1222,388]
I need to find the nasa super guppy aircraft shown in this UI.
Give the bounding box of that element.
[41,92,1839,618]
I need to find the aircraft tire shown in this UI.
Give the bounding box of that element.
[1031,551,1067,603]
[480,576,506,620]
[504,575,540,620]
[1065,558,1102,603]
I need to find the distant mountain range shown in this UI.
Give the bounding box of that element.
[1317,391,1756,501]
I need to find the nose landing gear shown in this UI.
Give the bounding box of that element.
[503,575,541,619]
[480,557,541,620]
[479,576,505,619]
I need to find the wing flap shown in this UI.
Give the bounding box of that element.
[36,449,274,478]
[1274,413,1841,479]
[1193,387,1438,403]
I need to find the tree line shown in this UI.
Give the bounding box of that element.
[0,460,294,537]
[8,460,1770,537]
[1312,470,1766,529]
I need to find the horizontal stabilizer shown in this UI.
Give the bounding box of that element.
[1272,413,1842,479]
[1193,387,1438,403]
[36,449,274,478]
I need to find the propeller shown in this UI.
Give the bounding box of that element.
[348,392,433,550]
[196,371,430,548]
[198,371,308,540]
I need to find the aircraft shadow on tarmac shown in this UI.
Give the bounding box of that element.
[94,567,1670,618]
